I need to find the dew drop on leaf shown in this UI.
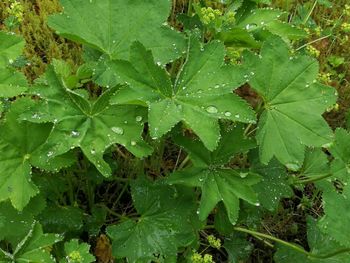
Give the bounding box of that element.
[71,130,80,137]
[135,116,143,122]
[239,172,248,178]
[206,106,218,114]
[224,111,232,117]
[111,127,124,135]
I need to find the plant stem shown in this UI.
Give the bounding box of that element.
[303,0,317,25]
[101,205,123,218]
[178,155,190,170]
[112,182,129,209]
[233,227,350,259]
[295,173,334,184]
[296,34,331,51]
[187,0,193,15]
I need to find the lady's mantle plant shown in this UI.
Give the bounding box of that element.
[0,0,349,262]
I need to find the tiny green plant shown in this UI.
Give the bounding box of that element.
[0,0,350,262]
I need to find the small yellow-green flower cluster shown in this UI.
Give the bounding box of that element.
[226,47,243,64]
[318,72,332,84]
[341,22,350,33]
[306,45,320,57]
[68,251,83,262]
[201,7,222,25]
[6,0,24,23]
[343,4,350,16]
[303,27,311,35]
[326,103,340,112]
[191,252,215,263]
[226,11,236,24]
[314,26,322,36]
[207,235,221,249]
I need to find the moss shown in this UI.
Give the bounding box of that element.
[1,0,82,82]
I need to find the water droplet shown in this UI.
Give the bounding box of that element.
[235,114,240,118]
[285,163,299,171]
[90,149,96,155]
[111,127,124,135]
[206,106,218,114]
[71,130,80,137]
[135,116,143,122]
[240,172,248,178]
[131,141,137,146]
[32,113,40,119]
[47,151,54,158]
[224,111,232,117]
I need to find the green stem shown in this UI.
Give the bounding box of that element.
[296,34,331,51]
[187,0,193,15]
[233,227,350,259]
[101,205,123,218]
[178,155,190,170]
[112,182,129,209]
[65,171,75,205]
[295,173,334,184]
[114,177,131,183]
[302,0,317,25]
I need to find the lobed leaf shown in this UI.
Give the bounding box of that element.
[21,66,152,177]
[244,36,336,168]
[107,177,198,262]
[168,125,259,224]
[48,0,186,87]
[0,98,71,210]
[111,38,256,150]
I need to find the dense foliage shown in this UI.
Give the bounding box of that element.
[0,0,350,262]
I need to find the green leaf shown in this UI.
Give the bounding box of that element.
[0,31,25,68]
[0,68,27,98]
[318,182,350,247]
[84,206,107,236]
[274,217,350,262]
[236,8,306,41]
[244,36,336,168]
[266,20,308,40]
[224,233,253,263]
[0,98,67,210]
[0,221,62,263]
[0,196,46,246]
[0,32,28,98]
[328,128,350,182]
[298,148,330,183]
[48,0,185,87]
[21,66,152,177]
[107,177,198,262]
[168,125,260,224]
[38,205,84,235]
[111,38,255,150]
[251,156,293,211]
[48,0,184,63]
[62,239,95,263]
[214,203,235,235]
[216,27,261,48]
